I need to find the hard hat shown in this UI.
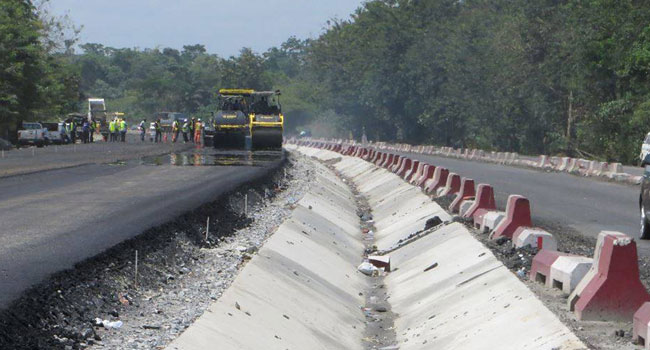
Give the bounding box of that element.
[198,118,202,122]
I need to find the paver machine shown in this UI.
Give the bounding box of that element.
[249,90,283,149]
[212,89,253,149]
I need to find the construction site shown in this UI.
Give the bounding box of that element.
[6,1,650,349]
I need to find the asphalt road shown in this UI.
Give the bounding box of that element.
[395,151,649,254]
[0,147,282,308]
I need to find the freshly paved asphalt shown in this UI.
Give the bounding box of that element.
[0,147,282,308]
[395,151,648,255]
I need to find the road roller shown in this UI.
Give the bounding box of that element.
[250,90,284,149]
[212,89,253,149]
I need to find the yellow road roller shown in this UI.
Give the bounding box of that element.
[212,89,253,149]
[250,90,283,149]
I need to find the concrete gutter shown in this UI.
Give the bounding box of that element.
[292,144,587,350]
[167,159,366,350]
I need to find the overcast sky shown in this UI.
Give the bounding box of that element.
[46,0,365,57]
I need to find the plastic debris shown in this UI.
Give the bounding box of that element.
[358,262,379,276]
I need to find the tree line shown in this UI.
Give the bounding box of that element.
[2,0,650,164]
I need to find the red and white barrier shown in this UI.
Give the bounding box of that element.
[530,250,572,287]
[436,173,461,197]
[568,231,650,321]
[491,195,532,240]
[549,256,593,294]
[424,167,449,194]
[449,178,475,214]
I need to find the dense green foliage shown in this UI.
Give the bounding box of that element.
[304,0,650,163]
[0,0,80,139]
[5,0,650,163]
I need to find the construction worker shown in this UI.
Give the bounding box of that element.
[109,119,116,142]
[70,120,77,144]
[189,117,196,143]
[82,121,90,144]
[194,118,202,144]
[155,119,162,143]
[172,119,180,143]
[139,119,146,142]
[181,119,190,143]
[119,118,127,142]
[89,120,95,143]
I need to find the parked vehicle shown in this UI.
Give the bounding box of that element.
[42,122,68,144]
[17,122,48,147]
[156,112,188,133]
[89,98,109,140]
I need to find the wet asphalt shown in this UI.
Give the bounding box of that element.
[0,145,283,308]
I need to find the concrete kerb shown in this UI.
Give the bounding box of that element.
[304,146,586,349]
[167,157,366,350]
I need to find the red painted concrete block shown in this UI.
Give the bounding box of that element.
[467,184,497,226]
[391,156,404,172]
[437,173,461,197]
[530,250,572,287]
[405,160,420,182]
[417,165,436,187]
[424,167,449,194]
[397,158,413,178]
[571,231,650,321]
[491,195,532,240]
[449,178,476,213]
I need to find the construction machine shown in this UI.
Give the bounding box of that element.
[211,89,253,149]
[88,98,109,140]
[250,90,283,149]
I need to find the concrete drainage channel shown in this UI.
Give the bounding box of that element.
[0,154,297,349]
[165,145,585,350]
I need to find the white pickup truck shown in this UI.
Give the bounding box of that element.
[17,122,48,147]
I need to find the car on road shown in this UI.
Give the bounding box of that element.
[17,122,48,147]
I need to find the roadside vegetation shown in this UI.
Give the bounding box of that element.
[3,0,650,163]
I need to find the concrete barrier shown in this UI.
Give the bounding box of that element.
[512,227,557,251]
[549,256,593,294]
[404,160,420,181]
[409,162,426,184]
[530,250,571,287]
[491,195,532,240]
[397,158,413,178]
[449,178,475,214]
[480,211,506,233]
[416,165,435,187]
[464,184,497,221]
[568,231,650,321]
[633,303,650,349]
[424,167,449,194]
[436,172,461,197]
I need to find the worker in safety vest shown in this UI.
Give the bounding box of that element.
[194,118,202,144]
[172,119,180,143]
[154,119,162,143]
[181,119,190,143]
[119,118,127,142]
[189,117,196,143]
[109,119,117,142]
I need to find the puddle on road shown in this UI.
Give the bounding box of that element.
[141,149,283,167]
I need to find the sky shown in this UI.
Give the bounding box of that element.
[45,0,366,57]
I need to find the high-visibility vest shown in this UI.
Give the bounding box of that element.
[182,123,189,133]
[109,121,116,132]
[195,121,201,130]
[172,120,179,131]
[119,120,126,131]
